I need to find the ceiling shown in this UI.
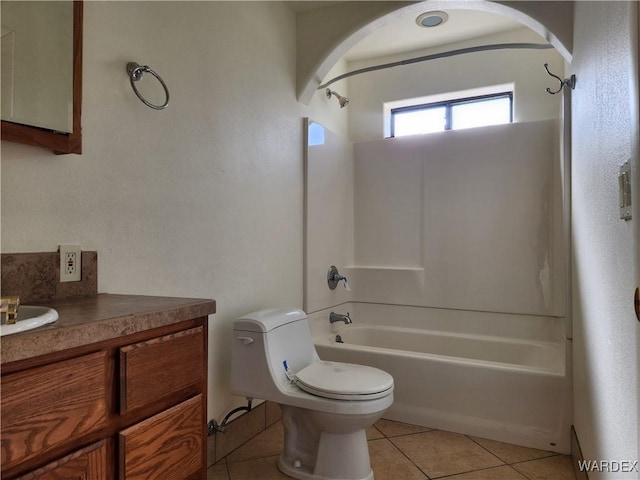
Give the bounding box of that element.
[287,1,342,12]
[288,2,527,63]
[345,9,524,62]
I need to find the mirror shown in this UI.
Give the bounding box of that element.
[0,1,82,154]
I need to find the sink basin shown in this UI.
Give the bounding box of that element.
[1,306,59,337]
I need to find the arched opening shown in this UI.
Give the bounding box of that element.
[302,0,575,454]
[297,1,573,104]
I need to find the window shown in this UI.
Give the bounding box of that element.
[390,92,513,137]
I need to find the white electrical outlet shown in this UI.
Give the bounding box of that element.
[59,244,81,282]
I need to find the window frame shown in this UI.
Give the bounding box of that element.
[390,91,513,137]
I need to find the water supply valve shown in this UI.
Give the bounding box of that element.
[327,265,351,291]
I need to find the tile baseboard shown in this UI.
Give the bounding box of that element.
[571,425,589,480]
[209,401,282,467]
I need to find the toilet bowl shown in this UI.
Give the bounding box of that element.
[231,308,394,480]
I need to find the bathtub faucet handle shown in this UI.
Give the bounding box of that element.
[327,265,351,291]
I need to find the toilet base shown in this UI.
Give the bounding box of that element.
[277,404,383,480]
[278,454,374,480]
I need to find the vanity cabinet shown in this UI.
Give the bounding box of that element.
[119,395,202,479]
[1,314,209,480]
[1,351,110,472]
[20,440,109,480]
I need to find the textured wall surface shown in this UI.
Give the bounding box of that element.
[571,2,639,475]
[1,2,304,421]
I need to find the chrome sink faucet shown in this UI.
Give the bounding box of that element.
[329,312,352,325]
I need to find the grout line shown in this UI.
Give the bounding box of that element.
[223,458,231,480]
[384,437,432,479]
[508,455,573,480]
[466,435,560,466]
[433,464,525,479]
[466,435,510,465]
[386,432,507,480]
[379,428,438,440]
[224,422,283,464]
[369,424,384,439]
[511,464,535,480]
[510,453,561,466]
[208,457,231,480]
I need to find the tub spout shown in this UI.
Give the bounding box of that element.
[329,312,351,324]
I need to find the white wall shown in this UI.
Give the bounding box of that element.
[347,27,565,142]
[571,1,639,474]
[1,1,307,422]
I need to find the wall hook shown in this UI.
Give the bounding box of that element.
[544,63,576,95]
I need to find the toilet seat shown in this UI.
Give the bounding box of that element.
[295,361,393,401]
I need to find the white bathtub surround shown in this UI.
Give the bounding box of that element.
[305,119,565,318]
[309,303,565,344]
[322,324,564,375]
[304,119,355,313]
[352,120,565,318]
[310,303,571,454]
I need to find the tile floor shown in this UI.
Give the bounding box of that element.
[207,419,577,480]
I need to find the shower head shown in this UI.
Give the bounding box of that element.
[326,88,349,108]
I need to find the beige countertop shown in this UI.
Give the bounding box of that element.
[1,294,216,365]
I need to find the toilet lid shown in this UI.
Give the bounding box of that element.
[295,361,393,401]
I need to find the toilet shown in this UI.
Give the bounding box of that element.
[231,308,394,480]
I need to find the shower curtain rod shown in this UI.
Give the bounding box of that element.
[317,42,554,90]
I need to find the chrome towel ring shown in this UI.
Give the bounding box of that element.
[126,62,170,110]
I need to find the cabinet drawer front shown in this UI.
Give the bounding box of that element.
[1,351,109,472]
[119,395,203,480]
[15,440,108,480]
[119,327,204,414]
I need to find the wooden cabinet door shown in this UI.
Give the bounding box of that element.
[15,440,108,480]
[1,352,109,472]
[119,395,203,480]
[119,327,203,414]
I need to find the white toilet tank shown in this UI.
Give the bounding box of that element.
[231,308,321,401]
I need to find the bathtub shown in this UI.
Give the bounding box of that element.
[310,303,571,453]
